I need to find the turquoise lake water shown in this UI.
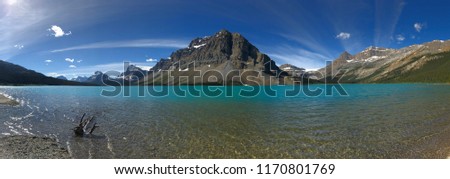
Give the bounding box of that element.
[1,84,450,158]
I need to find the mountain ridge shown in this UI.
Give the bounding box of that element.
[0,60,89,85]
[320,39,450,83]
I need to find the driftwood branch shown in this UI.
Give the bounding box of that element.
[89,123,99,134]
[79,113,86,127]
[73,114,99,136]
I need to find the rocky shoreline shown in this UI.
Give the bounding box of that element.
[0,135,71,159]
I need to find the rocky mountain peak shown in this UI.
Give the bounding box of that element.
[125,64,142,72]
[353,46,395,62]
[186,29,247,50]
[121,64,147,79]
[147,29,284,84]
[338,51,353,61]
[217,29,232,35]
[361,46,394,54]
[329,51,353,68]
[159,29,277,72]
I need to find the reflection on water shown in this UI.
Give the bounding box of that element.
[0,84,449,158]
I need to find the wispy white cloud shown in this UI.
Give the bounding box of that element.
[77,60,83,63]
[65,58,75,63]
[146,58,157,62]
[396,34,405,42]
[48,25,71,37]
[319,0,368,52]
[135,65,153,71]
[252,2,335,58]
[51,39,188,53]
[279,34,334,58]
[414,23,424,32]
[0,1,161,60]
[13,44,24,49]
[44,59,53,63]
[336,32,351,40]
[267,45,332,70]
[69,64,77,68]
[47,72,61,77]
[374,0,405,46]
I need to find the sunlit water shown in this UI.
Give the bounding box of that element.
[1,84,449,158]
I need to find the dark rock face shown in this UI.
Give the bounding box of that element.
[151,29,282,75]
[151,59,171,72]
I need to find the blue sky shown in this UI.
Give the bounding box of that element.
[1,0,450,79]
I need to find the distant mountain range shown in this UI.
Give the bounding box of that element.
[71,76,89,83]
[69,64,148,85]
[320,40,450,83]
[0,60,86,85]
[1,29,449,86]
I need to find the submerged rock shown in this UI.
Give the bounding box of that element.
[0,94,19,106]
